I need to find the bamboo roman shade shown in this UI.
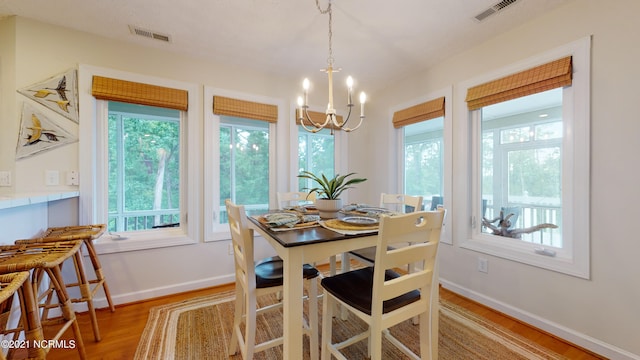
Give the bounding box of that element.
[213,96,278,123]
[392,97,445,128]
[92,76,188,111]
[295,110,344,129]
[465,56,572,110]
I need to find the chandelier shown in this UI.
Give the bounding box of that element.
[297,0,366,134]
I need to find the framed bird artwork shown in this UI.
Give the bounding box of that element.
[17,68,79,123]
[15,103,77,160]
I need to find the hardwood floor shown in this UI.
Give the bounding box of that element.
[40,280,604,359]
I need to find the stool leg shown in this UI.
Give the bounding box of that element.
[83,239,116,312]
[20,277,47,360]
[46,266,87,360]
[73,250,101,342]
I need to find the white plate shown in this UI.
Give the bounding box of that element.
[357,207,390,214]
[341,216,379,225]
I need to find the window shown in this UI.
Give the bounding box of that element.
[107,102,181,232]
[480,90,563,246]
[298,127,335,191]
[403,117,444,210]
[204,89,279,241]
[219,116,271,223]
[394,91,452,243]
[78,66,200,253]
[458,37,590,277]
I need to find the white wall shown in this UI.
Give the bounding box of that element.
[357,0,640,358]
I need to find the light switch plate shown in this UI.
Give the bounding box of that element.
[0,171,11,186]
[45,170,59,186]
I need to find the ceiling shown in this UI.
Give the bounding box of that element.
[0,0,571,94]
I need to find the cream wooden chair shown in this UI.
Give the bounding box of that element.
[347,193,423,267]
[321,209,445,360]
[276,191,317,209]
[225,199,320,360]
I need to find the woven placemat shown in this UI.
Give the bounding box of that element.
[323,219,379,231]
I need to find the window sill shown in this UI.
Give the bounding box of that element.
[460,234,588,279]
[94,228,197,254]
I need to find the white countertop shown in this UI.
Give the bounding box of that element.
[0,191,79,210]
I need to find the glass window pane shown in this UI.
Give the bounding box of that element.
[403,117,444,210]
[219,116,270,222]
[298,127,334,191]
[108,101,181,232]
[480,89,562,246]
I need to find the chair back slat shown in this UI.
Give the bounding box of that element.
[379,193,424,213]
[277,191,316,209]
[225,199,256,291]
[372,209,444,305]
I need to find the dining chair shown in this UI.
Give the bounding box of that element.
[347,193,424,267]
[276,191,317,209]
[225,199,320,360]
[321,209,445,360]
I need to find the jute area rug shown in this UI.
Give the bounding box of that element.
[135,289,567,360]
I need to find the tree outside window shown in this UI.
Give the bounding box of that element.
[108,101,180,232]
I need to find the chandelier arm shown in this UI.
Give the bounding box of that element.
[299,107,330,132]
[342,115,364,133]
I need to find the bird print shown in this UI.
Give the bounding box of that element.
[25,114,60,146]
[46,99,71,112]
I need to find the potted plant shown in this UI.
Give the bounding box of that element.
[298,171,367,218]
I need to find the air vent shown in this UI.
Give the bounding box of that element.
[474,0,519,22]
[128,25,172,43]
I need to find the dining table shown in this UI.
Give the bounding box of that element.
[247,210,439,360]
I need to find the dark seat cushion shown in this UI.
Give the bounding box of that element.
[349,246,394,263]
[255,256,319,289]
[321,267,420,315]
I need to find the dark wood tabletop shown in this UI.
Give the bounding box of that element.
[247,214,377,248]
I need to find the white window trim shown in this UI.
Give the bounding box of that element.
[454,37,591,278]
[203,87,282,242]
[78,65,201,254]
[394,86,453,244]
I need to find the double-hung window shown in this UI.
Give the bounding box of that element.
[458,38,590,277]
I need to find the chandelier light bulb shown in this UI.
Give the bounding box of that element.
[303,78,310,91]
[359,92,367,117]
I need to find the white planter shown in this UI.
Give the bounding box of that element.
[315,199,343,219]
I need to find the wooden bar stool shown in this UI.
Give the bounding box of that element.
[0,271,46,360]
[35,224,114,313]
[14,234,103,343]
[0,241,87,360]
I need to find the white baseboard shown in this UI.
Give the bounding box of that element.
[440,279,640,360]
[65,274,235,314]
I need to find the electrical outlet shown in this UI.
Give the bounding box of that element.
[477,257,488,273]
[66,170,79,185]
[228,243,234,255]
[0,171,10,187]
[45,170,59,186]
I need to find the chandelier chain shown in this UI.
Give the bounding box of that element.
[315,0,334,66]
